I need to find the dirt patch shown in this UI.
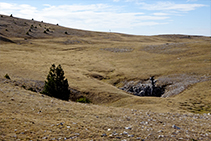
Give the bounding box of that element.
[100,48,133,53]
[157,74,211,97]
[0,78,44,93]
[62,47,87,51]
[141,42,194,54]
[62,38,91,45]
[0,36,15,43]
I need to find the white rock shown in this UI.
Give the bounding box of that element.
[123,131,128,135]
[172,125,181,129]
[125,127,132,130]
[128,134,134,137]
[158,135,164,138]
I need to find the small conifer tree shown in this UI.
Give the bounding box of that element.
[42,64,70,101]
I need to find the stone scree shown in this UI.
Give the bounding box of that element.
[119,76,165,97]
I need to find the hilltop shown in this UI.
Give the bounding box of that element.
[0,14,211,140]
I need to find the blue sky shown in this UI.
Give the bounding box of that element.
[0,0,210,36]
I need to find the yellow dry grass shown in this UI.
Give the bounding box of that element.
[0,14,211,140]
[1,35,210,106]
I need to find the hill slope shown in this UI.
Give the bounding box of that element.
[1,79,211,140]
[0,14,211,140]
[0,14,211,109]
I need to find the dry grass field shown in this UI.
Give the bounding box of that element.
[0,14,211,140]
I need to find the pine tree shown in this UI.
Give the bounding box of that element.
[42,64,70,101]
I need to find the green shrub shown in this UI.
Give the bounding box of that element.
[5,29,8,31]
[21,85,26,89]
[26,32,29,35]
[4,74,10,79]
[44,30,47,34]
[29,29,31,32]
[76,97,91,103]
[46,28,49,32]
[42,64,70,101]
[10,14,13,17]
[65,31,68,34]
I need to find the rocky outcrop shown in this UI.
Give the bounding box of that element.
[119,77,165,97]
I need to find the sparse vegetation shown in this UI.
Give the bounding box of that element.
[4,74,10,79]
[42,64,70,101]
[0,15,211,140]
[76,96,91,103]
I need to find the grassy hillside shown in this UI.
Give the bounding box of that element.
[0,14,211,140]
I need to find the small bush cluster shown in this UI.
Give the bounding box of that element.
[76,96,91,103]
[4,74,10,79]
